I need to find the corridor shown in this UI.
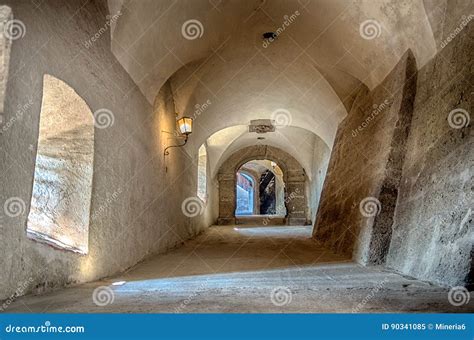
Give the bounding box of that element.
[6,225,468,313]
[0,0,472,316]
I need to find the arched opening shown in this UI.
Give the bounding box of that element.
[235,172,255,215]
[26,75,94,254]
[1,0,471,315]
[217,145,308,226]
[197,143,207,202]
[235,160,286,217]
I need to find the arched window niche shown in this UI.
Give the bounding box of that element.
[197,144,207,202]
[26,74,94,254]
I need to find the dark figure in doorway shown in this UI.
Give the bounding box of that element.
[259,170,276,214]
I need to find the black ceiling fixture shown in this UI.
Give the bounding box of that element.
[262,32,277,40]
[257,137,265,140]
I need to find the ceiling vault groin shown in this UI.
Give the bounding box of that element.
[109,0,439,171]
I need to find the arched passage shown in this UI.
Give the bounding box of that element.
[0,0,471,315]
[217,145,307,226]
[236,160,287,216]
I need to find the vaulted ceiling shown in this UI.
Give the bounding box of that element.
[108,0,451,177]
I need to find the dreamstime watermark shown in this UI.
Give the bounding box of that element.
[93,108,115,129]
[359,197,381,217]
[448,286,470,306]
[5,321,85,334]
[3,19,26,40]
[263,188,299,225]
[447,108,470,129]
[92,286,115,306]
[352,99,391,137]
[270,286,292,306]
[0,277,34,312]
[192,99,212,119]
[440,14,473,49]
[352,278,388,312]
[359,19,382,40]
[181,19,204,40]
[0,98,34,134]
[174,279,210,313]
[262,11,300,48]
[84,11,122,49]
[262,214,276,226]
[90,188,123,221]
[3,197,26,217]
[181,196,205,217]
[271,108,292,129]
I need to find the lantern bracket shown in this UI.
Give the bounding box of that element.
[163,134,189,156]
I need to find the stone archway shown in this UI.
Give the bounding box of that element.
[217,145,308,225]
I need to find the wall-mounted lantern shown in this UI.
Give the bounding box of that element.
[177,116,193,136]
[164,117,193,156]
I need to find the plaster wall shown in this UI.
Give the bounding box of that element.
[0,0,215,301]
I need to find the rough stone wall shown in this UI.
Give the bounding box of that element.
[386,22,473,287]
[0,0,216,301]
[313,15,472,287]
[313,50,417,264]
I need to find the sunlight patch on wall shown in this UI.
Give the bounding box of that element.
[27,74,94,254]
[197,144,207,202]
[0,6,12,114]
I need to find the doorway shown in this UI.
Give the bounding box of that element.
[235,160,286,217]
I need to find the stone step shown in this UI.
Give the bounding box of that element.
[235,215,286,225]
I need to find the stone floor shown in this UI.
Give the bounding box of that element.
[4,226,473,313]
